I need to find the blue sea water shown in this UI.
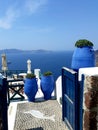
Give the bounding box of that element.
[0,51,73,80]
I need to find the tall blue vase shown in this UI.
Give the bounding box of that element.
[71,46,95,71]
[40,75,54,100]
[24,78,38,102]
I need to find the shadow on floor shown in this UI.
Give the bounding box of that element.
[27,127,44,130]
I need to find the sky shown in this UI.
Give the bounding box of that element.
[0,0,98,51]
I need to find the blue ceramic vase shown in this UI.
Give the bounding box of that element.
[40,75,54,100]
[71,46,95,71]
[24,78,38,102]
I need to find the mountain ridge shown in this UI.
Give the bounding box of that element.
[0,49,53,54]
[0,48,98,54]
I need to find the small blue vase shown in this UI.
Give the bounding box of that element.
[24,78,38,102]
[40,75,54,100]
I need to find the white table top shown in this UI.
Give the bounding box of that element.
[79,67,98,81]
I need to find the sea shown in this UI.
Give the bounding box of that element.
[0,51,73,81]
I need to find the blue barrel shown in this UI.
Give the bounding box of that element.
[24,78,38,102]
[40,75,54,100]
[71,46,95,71]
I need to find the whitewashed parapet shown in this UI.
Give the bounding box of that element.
[83,76,98,130]
[56,76,62,106]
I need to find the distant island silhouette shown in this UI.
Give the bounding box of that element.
[0,49,53,54]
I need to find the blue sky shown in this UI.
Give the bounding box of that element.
[0,0,98,50]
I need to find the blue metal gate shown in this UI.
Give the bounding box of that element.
[62,67,83,130]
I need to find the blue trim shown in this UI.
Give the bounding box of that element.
[0,77,8,130]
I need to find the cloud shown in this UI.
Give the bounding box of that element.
[0,0,48,29]
[24,0,48,14]
[0,7,19,29]
[16,26,53,33]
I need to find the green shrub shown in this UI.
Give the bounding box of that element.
[75,39,94,47]
[43,71,52,76]
[26,73,36,79]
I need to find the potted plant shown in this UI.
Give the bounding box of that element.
[71,39,95,71]
[75,39,94,47]
[40,71,55,100]
[24,73,38,102]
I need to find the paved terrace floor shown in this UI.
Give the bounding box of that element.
[8,85,66,130]
[8,75,65,130]
[8,99,67,130]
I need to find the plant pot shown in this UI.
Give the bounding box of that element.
[40,75,54,100]
[71,46,95,71]
[24,78,38,102]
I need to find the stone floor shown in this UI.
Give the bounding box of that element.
[14,100,67,130]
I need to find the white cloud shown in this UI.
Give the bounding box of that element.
[16,26,53,33]
[24,0,48,14]
[0,20,10,29]
[0,0,48,29]
[0,7,19,29]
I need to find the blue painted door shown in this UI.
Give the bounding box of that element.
[62,67,80,130]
